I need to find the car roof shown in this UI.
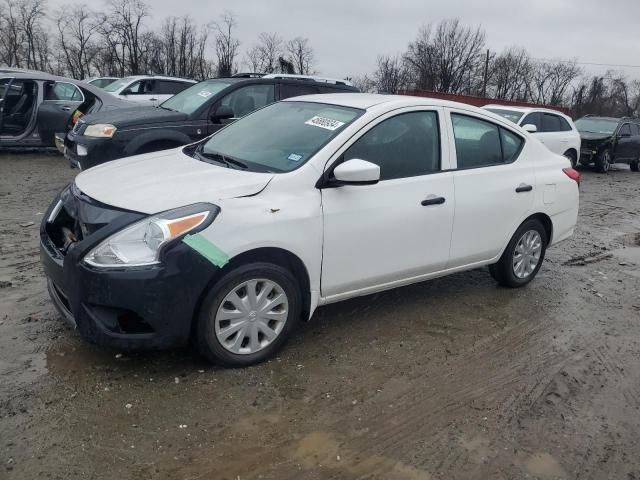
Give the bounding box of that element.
[121,75,197,83]
[286,93,497,111]
[483,104,570,116]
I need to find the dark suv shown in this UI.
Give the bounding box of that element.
[575,115,640,173]
[64,74,358,169]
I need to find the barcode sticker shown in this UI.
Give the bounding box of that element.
[305,116,345,131]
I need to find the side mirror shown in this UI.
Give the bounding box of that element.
[522,124,537,133]
[212,105,234,123]
[121,88,132,96]
[333,159,380,185]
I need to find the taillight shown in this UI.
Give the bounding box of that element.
[563,167,580,186]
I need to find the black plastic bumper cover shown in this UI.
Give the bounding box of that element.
[40,187,220,351]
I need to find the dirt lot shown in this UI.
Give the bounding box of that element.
[1,152,640,480]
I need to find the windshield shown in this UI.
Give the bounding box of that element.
[575,118,618,135]
[160,80,232,114]
[195,101,362,173]
[485,108,524,124]
[103,77,137,93]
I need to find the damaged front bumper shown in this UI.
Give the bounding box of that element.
[40,185,220,350]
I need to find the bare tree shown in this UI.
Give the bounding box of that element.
[286,36,314,74]
[0,0,26,68]
[488,47,531,101]
[107,0,148,75]
[404,19,486,94]
[214,12,239,77]
[55,4,100,79]
[17,0,47,70]
[250,32,283,74]
[374,55,410,93]
[351,74,376,93]
[528,60,581,105]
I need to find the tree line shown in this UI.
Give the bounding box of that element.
[353,19,640,118]
[0,1,636,118]
[0,0,316,80]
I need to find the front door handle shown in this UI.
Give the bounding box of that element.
[149,98,157,101]
[515,184,533,193]
[421,196,446,206]
[61,106,71,111]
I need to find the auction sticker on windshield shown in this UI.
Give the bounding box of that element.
[198,90,213,98]
[305,116,345,131]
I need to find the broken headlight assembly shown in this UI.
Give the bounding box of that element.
[84,204,219,268]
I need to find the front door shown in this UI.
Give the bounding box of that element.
[0,77,14,141]
[321,108,455,299]
[613,123,634,160]
[447,110,535,267]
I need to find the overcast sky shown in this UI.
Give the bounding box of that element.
[59,0,640,79]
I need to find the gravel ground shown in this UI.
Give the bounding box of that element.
[1,152,640,480]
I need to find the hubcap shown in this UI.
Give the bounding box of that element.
[602,151,610,171]
[214,279,288,355]
[512,230,542,279]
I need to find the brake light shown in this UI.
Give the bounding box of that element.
[71,110,83,124]
[563,167,580,186]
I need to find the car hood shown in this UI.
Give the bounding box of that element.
[579,132,612,142]
[82,106,188,128]
[75,148,274,214]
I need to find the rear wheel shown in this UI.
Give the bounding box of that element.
[196,262,301,367]
[490,218,548,288]
[595,148,611,173]
[630,159,640,172]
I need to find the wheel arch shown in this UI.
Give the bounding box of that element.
[522,212,553,245]
[124,130,191,156]
[191,246,312,338]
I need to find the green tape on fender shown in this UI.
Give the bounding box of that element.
[182,234,229,267]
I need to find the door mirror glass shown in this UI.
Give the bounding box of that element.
[333,159,380,185]
[212,105,234,122]
[522,123,537,133]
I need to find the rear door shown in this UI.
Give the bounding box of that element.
[37,81,84,146]
[120,79,157,105]
[447,109,535,267]
[0,77,14,140]
[614,123,634,160]
[538,113,566,155]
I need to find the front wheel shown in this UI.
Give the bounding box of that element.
[196,262,302,367]
[595,148,611,173]
[630,159,640,172]
[489,219,548,288]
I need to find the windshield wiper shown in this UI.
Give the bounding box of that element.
[196,148,248,170]
[159,105,178,112]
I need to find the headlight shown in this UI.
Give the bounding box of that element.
[84,124,117,138]
[84,204,219,268]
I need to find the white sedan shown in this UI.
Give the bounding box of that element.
[483,105,582,167]
[41,94,580,366]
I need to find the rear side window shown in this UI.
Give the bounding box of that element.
[451,113,523,168]
[280,83,319,99]
[344,111,440,180]
[557,116,573,132]
[632,124,640,136]
[46,82,82,101]
[619,123,632,136]
[542,113,562,132]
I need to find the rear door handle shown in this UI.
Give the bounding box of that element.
[421,196,446,206]
[149,98,157,101]
[515,184,533,193]
[61,106,71,111]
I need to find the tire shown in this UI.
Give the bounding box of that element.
[631,160,640,172]
[196,262,301,367]
[595,148,611,173]
[489,218,548,288]
[563,150,578,168]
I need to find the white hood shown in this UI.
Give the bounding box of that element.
[75,148,274,214]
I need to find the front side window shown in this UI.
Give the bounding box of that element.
[343,111,440,180]
[160,80,232,115]
[197,101,362,173]
[619,123,632,136]
[103,77,137,93]
[219,84,275,118]
[521,112,541,130]
[451,113,523,168]
[123,79,154,95]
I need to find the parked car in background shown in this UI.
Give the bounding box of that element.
[84,77,119,89]
[102,75,196,106]
[575,116,640,173]
[0,71,134,149]
[64,74,359,169]
[42,94,580,366]
[483,105,581,166]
